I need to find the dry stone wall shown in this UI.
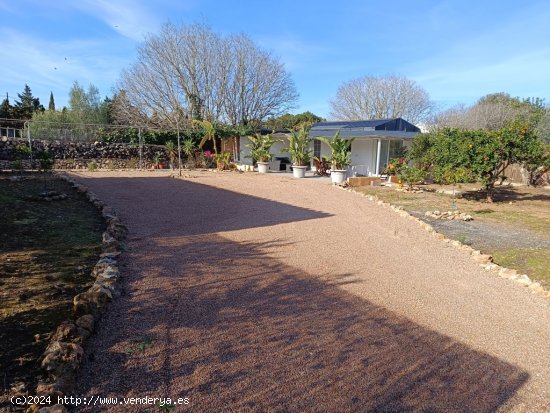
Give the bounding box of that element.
[0,138,167,170]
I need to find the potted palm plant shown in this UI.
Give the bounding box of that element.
[165,141,177,170]
[245,133,280,173]
[284,125,312,178]
[318,132,355,184]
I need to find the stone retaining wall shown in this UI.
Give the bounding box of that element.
[0,138,167,170]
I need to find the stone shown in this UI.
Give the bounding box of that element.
[41,341,83,381]
[36,381,63,397]
[102,239,120,254]
[38,404,67,413]
[100,251,121,259]
[107,222,128,240]
[51,321,79,343]
[73,287,114,317]
[73,293,91,317]
[75,314,95,332]
[498,267,518,278]
[484,263,499,271]
[472,254,493,264]
[96,267,120,281]
[511,274,532,286]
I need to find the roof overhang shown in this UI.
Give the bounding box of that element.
[309,128,420,140]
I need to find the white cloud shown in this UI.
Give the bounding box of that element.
[71,0,161,41]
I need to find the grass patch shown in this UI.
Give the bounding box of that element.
[0,173,104,392]
[492,248,550,289]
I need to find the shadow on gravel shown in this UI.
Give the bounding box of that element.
[77,232,529,412]
[71,176,332,237]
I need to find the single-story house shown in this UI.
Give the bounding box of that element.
[237,118,421,176]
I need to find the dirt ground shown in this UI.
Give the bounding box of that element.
[0,173,103,404]
[356,183,550,288]
[61,170,550,413]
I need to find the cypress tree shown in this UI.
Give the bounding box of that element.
[48,91,55,111]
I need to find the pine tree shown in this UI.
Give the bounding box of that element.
[14,84,42,119]
[0,93,13,119]
[48,91,55,111]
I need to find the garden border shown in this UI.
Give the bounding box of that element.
[27,173,128,413]
[340,185,550,301]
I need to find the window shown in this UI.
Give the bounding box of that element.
[314,139,321,159]
[389,140,405,160]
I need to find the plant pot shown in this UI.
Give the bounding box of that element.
[292,165,307,178]
[257,161,269,173]
[331,169,347,184]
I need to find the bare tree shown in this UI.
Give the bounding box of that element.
[329,74,433,124]
[431,93,546,131]
[117,22,298,128]
[223,34,298,126]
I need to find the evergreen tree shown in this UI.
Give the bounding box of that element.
[48,92,55,111]
[0,94,13,119]
[14,84,43,119]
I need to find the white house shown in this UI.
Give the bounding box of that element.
[238,118,421,176]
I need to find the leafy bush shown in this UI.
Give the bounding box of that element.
[399,165,426,189]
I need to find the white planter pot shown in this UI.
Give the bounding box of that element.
[257,161,269,173]
[331,169,347,184]
[292,165,307,178]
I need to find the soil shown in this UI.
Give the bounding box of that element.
[0,173,104,406]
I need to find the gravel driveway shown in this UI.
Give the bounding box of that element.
[71,170,550,412]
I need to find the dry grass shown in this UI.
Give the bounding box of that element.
[0,173,104,394]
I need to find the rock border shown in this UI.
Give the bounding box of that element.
[27,173,128,413]
[340,186,550,301]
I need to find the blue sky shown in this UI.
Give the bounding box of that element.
[1,0,549,119]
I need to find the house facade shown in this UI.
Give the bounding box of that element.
[238,118,421,176]
[309,118,420,176]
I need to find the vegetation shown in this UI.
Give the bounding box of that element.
[263,111,324,130]
[409,120,549,202]
[330,74,433,124]
[284,125,312,166]
[213,151,232,170]
[317,132,355,170]
[0,175,104,392]
[398,165,427,190]
[118,22,298,128]
[195,119,221,155]
[432,93,546,132]
[165,141,177,169]
[245,133,280,163]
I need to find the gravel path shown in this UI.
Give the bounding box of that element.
[410,211,550,250]
[71,170,550,413]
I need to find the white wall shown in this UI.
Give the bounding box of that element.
[238,134,292,165]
